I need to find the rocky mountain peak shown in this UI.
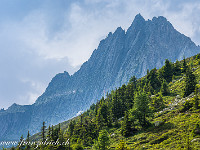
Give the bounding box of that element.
[151,16,173,29]
[134,13,145,22]
[0,14,199,141]
[152,16,167,22]
[114,27,124,33]
[130,13,145,27]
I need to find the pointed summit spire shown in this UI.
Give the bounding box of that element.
[135,13,145,20]
[114,27,125,34]
[130,13,145,26]
[127,13,146,33]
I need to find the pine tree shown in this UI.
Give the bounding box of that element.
[174,60,181,75]
[68,120,75,137]
[57,129,65,150]
[117,85,127,116]
[147,69,150,75]
[121,111,132,137]
[162,59,173,82]
[96,103,110,128]
[183,68,196,97]
[143,83,148,93]
[147,81,154,94]
[51,125,54,141]
[193,86,199,109]
[192,122,200,136]
[80,114,83,126]
[182,57,188,73]
[25,131,31,150]
[132,92,152,127]
[93,129,110,150]
[124,84,134,110]
[41,121,46,142]
[129,76,137,87]
[52,127,59,142]
[47,126,51,141]
[111,90,122,120]
[147,68,161,90]
[160,79,169,96]
[58,123,61,132]
[151,94,165,112]
[95,102,98,116]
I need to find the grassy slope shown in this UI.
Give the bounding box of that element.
[107,56,200,150]
[30,56,200,149]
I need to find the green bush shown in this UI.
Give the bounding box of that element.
[180,100,193,112]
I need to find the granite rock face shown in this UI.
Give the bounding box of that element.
[0,14,199,141]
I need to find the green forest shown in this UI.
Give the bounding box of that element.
[5,54,200,150]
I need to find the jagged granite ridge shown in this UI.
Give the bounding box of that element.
[0,14,199,141]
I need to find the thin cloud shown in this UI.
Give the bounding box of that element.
[0,0,199,109]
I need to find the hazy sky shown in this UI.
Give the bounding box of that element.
[0,0,200,109]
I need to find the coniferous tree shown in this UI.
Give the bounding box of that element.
[147,69,150,75]
[147,68,161,90]
[51,125,54,141]
[162,59,173,82]
[57,129,65,150]
[182,57,188,73]
[111,90,122,120]
[174,60,181,75]
[124,84,135,110]
[80,114,83,126]
[58,123,61,132]
[52,127,59,142]
[47,126,51,141]
[151,94,165,112]
[132,92,152,127]
[93,129,110,150]
[160,79,169,96]
[68,120,75,137]
[41,121,46,142]
[147,81,154,94]
[193,86,199,109]
[96,103,110,129]
[121,111,132,137]
[172,75,175,81]
[95,102,98,116]
[143,83,148,93]
[25,131,31,150]
[118,85,127,116]
[183,68,196,97]
[129,76,137,88]
[192,122,200,136]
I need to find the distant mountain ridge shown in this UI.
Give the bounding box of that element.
[0,14,199,141]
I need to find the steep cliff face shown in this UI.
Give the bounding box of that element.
[115,15,199,86]
[0,14,199,141]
